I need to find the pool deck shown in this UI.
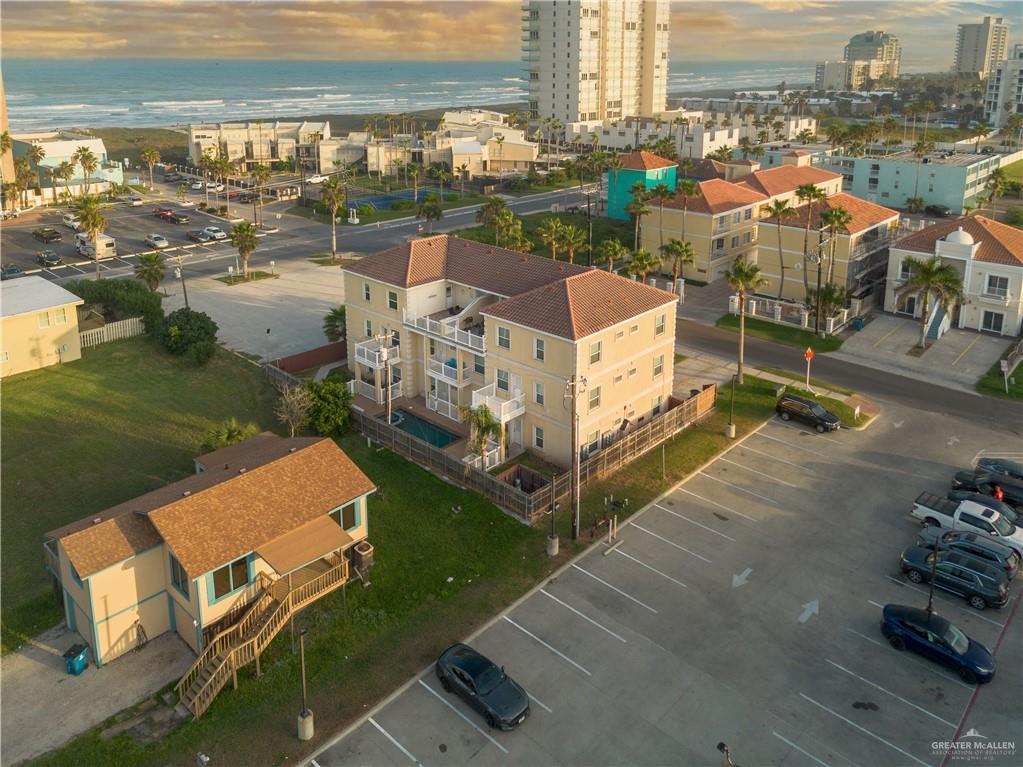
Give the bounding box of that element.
[351,394,470,460]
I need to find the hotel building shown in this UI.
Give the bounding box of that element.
[954,16,1009,79]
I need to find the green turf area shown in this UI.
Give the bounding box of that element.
[775,385,870,428]
[716,314,844,353]
[976,344,1023,400]
[90,127,190,168]
[287,192,486,228]
[215,270,279,286]
[453,211,634,262]
[757,366,856,396]
[0,339,279,655]
[1002,159,1023,184]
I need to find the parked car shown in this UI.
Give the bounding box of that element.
[976,457,1023,482]
[917,527,1020,580]
[144,234,169,249]
[775,393,840,432]
[206,181,225,192]
[952,471,1023,510]
[238,192,259,204]
[947,491,1019,525]
[899,545,1009,610]
[190,181,205,191]
[880,604,995,684]
[1,264,25,280]
[154,207,174,220]
[169,212,190,224]
[128,195,144,206]
[163,172,182,182]
[924,204,952,217]
[435,644,530,730]
[306,174,328,184]
[32,227,62,243]
[912,492,1023,556]
[61,213,81,230]
[187,229,211,243]
[36,250,62,267]
[202,226,227,240]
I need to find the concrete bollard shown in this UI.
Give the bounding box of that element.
[800,310,810,328]
[298,710,314,741]
[546,535,559,557]
[773,305,782,322]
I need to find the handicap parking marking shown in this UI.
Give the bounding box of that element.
[612,547,688,589]
[714,456,800,488]
[570,564,659,613]
[884,576,1005,628]
[539,589,627,643]
[696,472,780,506]
[655,504,738,541]
[628,521,713,563]
[669,488,759,524]
[845,628,974,691]
[367,717,422,766]
[416,679,509,755]
[823,658,958,729]
[771,731,837,767]
[501,616,592,677]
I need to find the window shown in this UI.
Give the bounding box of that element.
[614,373,623,384]
[899,261,914,281]
[585,430,599,454]
[534,382,545,406]
[363,283,371,302]
[54,307,67,325]
[655,314,666,336]
[732,212,741,224]
[497,327,511,350]
[743,231,752,244]
[630,324,639,335]
[652,394,664,415]
[387,291,398,310]
[589,340,602,364]
[628,366,637,378]
[653,354,664,377]
[211,555,250,601]
[744,208,752,220]
[170,554,189,599]
[714,238,725,251]
[37,312,50,329]
[497,368,510,392]
[982,311,1004,333]
[331,501,358,531]
[986,275,1009,298]
[588,386,601,411]
[534,338,545,361]
[731,236,740,249]
[364,319,372,338]
[534,425,545,449]
[474,354,485,375]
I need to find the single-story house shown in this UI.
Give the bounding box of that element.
[1,275,83,377]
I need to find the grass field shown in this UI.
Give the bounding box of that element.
[90,127,190,168]
[716,314,844,353]
[0,339,279,655]
[1002,159,1023,184]
[454,211,634,262]
[976,342,1023,400]
[215,270,279,286]
[757,365,856,396]
[776,385,870,428]
[287,191,486,228]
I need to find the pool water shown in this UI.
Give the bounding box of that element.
[386,409,459,447]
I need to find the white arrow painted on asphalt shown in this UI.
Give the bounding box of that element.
[798,599,819,623]
[893,420,904,429]
[732,568,752,588]
[947,437,960,447]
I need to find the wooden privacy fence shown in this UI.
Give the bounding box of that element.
[79,317,145,348]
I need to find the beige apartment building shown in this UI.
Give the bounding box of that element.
[815,59,889,91]
[1,276,83,378]
[188,121,331,170]
[844,31,901,79]
[954,16,1009,79]
[523,0,669,125]
[343,236,677,469]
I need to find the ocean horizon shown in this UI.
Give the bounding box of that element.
[4,58,819,132]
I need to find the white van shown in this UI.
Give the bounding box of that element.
[75,232,117,260]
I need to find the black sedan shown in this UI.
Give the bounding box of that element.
[917,527,1020,580]
[186,229,211,243]
[953,471,1023,510]
[32,227,62,243]
[170,212,191,224]
[435,644,530,730]
[976,457,1023,482]
[36,250,63,267]
[1,264,25,280]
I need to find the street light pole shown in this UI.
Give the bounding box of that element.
[726,374,737,439]
[176,255,190,310]
[296,629,313,740]
[565,376,586,540]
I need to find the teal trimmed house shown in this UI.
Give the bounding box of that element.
[607,150,678,221]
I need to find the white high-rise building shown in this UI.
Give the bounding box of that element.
[984,44,1023,129]
[522,0,669,127]
[954,16,1009,79]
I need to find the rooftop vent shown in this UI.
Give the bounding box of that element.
[224,463,229,470]
[239,468,247,474]
[182,490,191,497]
[92,517,102,525]
[289,447,297,453]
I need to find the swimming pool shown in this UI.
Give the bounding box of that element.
[386,408,459,448]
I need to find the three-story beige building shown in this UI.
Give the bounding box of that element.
[343,236,677,469]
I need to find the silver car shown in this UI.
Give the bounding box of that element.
[144,234,169,249]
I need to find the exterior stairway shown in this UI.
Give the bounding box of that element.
[176,554,349,719]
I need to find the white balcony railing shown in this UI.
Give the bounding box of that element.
[427,394,462,422]
[464,440,502,471]
[428,357,471,386]
[978,290,1011,305]
[471,383,526,423]
[354,337,400,368]
[403,309,485,353]
[347,378,401,405]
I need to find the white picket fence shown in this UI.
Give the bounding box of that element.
[80,317,146,348]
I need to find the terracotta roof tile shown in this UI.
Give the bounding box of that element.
[482,269,677,340]
[767,193,899,234]
[736,165,841,197]
[663,178,766,215]
[894,215,1023,267]
[621,150,677,171]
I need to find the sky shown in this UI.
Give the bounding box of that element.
[1,0,1018,69]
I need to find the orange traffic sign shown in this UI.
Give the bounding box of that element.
[804,347,814,362]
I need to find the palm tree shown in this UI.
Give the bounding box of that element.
[13,158,33,208]
[897,255,963,349]
[475,195,507,229]
[201,419,260,452]
[675,179,700,246]
[249,163,271,225]
[606,150,622,213]
[134,251,166,292]
[597,238,626,272]
[492,208,516,247]
[408,165,420,204]
[73,146,98,197]
[456,163,469,197]
[986,167,1006,220]
[627,248,660,281]
[320,177,347,264]
[459,403,504,468]
[437,169,452,199]
[820,206,852,286]
[763,198,795,299]
[228,221,259,279]
[625,181,650,250]
[560,223,587,264]
[323,305,347,343]
[912,139,935,198]
[26,144,46,200]
[140,147,160,191]
[796,183,827,300]
[660,238,694,291]
[649,182,672,250]
[76,195,106,279]
[806,283,849,326]
[724,257,768,384]
[707,146,734,163]
[536,217,564,259]
[199,149,216,207]
[52,160,74,204]
[417,200,443,233]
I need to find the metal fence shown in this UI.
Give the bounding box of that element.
[79,317,146,348]
[264,363,302,390]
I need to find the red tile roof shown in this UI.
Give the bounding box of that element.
[663,178,766,215]
[621,150,677,171]
[736,165,841,197]
[894,215,1023,267]
[767,193,899,235]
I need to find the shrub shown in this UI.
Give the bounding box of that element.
[218,205,228,216]
[356,204,375,217]
[197,203,207,211]
[390,199,416,211]
[504,177,530,192]
[1007,208,1023,228]
[159,307,219,365]
[200,418,260,452]
[444,193,457,202]
[65,278,164,333]
[423,192,439,203]
[305,380,352,437]
[546,170,567,185]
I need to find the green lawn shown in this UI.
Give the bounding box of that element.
[756,366,855,396]
[215,270,279,286]
[502,173,601,197]
[1002,159,1023,184]
[976,343,1023,400]
[0,339,279,655]
[716,314,844,353]
[775,385,870,428]
[288,192,486,228]
[90,127,189,168]
[453,211,634,262]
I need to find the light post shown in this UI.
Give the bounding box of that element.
[810,230,830,337]
[585,191,594,266]
[717,742,735,767]
[175,255,190,309]
[726,374,737,439]
[296,629,313,740]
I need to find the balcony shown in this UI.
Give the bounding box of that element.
[354,337,400,368]
[347,378,402,405]
[471,383,525,423]
[978,290,1011,306]
[848,234,893,261]
[403,309,486,353]
[428,357,471,387]
[427,394,461,422]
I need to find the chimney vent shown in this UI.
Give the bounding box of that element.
[92,517,102,525]
[182,490,191,497]
[239,468,247,474]
[289,447,297,453]
[224,463,229,470]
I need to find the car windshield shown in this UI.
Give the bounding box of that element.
[991,515,1015,536]
[809,404,829,417]
[941,623,970,655]
[474,665,505,696]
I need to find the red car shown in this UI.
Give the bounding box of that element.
[154,207,174,220]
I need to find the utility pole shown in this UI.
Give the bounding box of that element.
[811,232,830,336]
[565,376,586,540]
[586,191,594,266]
[175,254,190,309]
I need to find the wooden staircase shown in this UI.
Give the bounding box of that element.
[176,554,349,719]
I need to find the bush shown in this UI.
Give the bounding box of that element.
[306,380,352,437]
[504,177,530,192]
[200,418,260,452]
[423,192,439,203]
[390,199,416,211]
[546,170,567,185]
[218,205,228,216]
[65,278,164,333]
[1006,208,1023,228]
[159,307,219,365]
[356,204,375,217]
[197,203,207,211]
[444,193,457,202]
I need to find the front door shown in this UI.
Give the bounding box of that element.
[508,419,522,451]
[897,294,916,317]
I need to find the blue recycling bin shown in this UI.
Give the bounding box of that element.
[63,643,88,676]
[851,317,865,331]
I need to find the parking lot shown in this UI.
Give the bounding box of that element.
[311,403,1021,767]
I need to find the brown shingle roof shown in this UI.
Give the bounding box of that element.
[621,150,677,171]
[664,177,766,215]
[769,193,899,235]
[735,165,841,197]
[343,235,588,295]
[685,158,725,181]
[482,269,677,340]
[893,215,1023,267]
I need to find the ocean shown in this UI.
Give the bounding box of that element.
[2,59,816,132]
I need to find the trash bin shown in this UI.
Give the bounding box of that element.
[63,643,88,676]
[851,316,865,331]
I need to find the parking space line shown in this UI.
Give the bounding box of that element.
[867,600,887,610]
[884,577,1004,628]
[571,564,658,613]
[613,548,688,588]
[845,629,972,690]
[502,616,592,676]
[757,428,841,451]
[824,659,957,728]
[798,693,931,767]
[671,488,758,524]
[417,680,509,755]
[367,717,422,766]
[628,521,713,562]
[768,421,844,445]
[772,731,834,767]
[655,504,738,541]
[951,334,980,367]
[696,472,779,506]
[523,688,553,713]
[716,457,799,487]
[738,443,822,474]
[539,589,627,643]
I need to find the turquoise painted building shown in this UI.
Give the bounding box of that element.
[607,150,678,221]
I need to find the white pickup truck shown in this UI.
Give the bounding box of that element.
[912,492,1023,556]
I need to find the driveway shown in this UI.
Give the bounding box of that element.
[309,403,1022,767]
[834,314,1012,392]
[0,624,193,764]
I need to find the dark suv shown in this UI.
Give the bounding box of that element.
[924,204,952,217]
[899,546,1009,610]
[952,471,1023,510]
[775,393,840,432]
[917,528,1020,580]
